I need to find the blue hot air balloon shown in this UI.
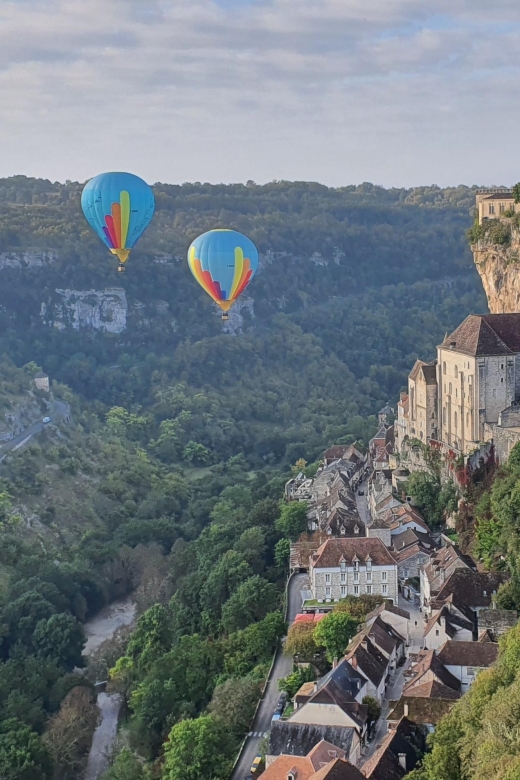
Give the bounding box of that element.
[81,172,155,271]
[187,229,259,319]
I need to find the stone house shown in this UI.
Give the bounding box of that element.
[394,392,409,456]
[366,519,392,548]
[395,543,432,582]
[387,696,458,734]
[33,370,50,392]
[262,745,365,780]
[476,189,517,223]
[403,649,461,698]
[431,568,510,618]
[310,539,398,604]
[344,635,390,704]
[365,603,411,646]
[408,359,438,443]
[358,616,406,672]
[422,605,474,650]
[477,607,518,640]
[323,508,365,539]
[436,640,499,692]
[360,718,424,779]
[420,544,473,615]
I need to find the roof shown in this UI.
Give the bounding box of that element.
[404,679,461,700]
[422,605,473,639]
[481,193,514,200]
[364,616,405,656]
[295,682,317,701]
[345,636,388,688]
[293,613,327,625]
[262,755,315,780]
[303,682,368,730]
[317,658,367,702]
[436,640,499,667]
[308,740,347,770]
[325,508,366,538]
[34,370,49,378]
[269,722,356,760]
[403,649,460,694]
[409,360,437,385]
[387,696,457,725]
[439,314,520,357]
[360,726,419,779]
[324,446,351,461]
[310,758,365,780]
[393,528,434,551]
[312,539,397,568]
[422,545,472,594]
[395,543,431,565]
[365,603,410,622]
[433,569,510,609]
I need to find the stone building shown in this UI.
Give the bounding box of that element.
[33,371,50,392]
[408,360,438,443]
[476,189,517,224]
[309,538,398,604]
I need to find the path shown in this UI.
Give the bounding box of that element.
[0,398,71,462]
[83,596,137,780]
[355,476,371,527]
[230,572,308,780]
[361,659,409,764]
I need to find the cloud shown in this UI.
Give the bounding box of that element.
[0,0,519,185]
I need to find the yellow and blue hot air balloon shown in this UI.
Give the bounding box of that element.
[187,229,259,320]
[81,172,155,272]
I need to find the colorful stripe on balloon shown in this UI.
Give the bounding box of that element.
[189,247,252,302]
[102,191,131,250]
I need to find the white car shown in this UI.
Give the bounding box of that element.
[42,417,51,424]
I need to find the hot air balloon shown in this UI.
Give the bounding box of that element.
[187,229,259,320]
[81,172,155,272]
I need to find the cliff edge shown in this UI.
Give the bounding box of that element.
[471,218,520,313]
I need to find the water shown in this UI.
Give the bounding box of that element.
[83,596,136,779]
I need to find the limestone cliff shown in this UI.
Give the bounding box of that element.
[41,288,128,333]
[472,222,520,313]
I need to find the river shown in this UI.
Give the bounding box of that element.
[83,596,136,780]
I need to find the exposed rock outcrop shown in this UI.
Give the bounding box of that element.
[472,224,520,313]
[0,251,57,269]
[41,288,127,333]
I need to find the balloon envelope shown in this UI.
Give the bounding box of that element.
[81,172,155,264]
[187,229,259,312]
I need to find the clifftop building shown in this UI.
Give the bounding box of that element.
[398,313,520,457]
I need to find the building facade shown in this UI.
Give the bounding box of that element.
[310,538,398,604]
[408,360,438,443]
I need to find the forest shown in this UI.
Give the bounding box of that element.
[0,177,488,778]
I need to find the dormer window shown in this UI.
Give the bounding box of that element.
[353,557,359,572]
[354,525,359,534]
[366,559,372,571]
[340,560,346,572]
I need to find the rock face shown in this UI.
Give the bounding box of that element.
[41,289,128,333]
[0,251,57,269]
[472,225,520,313]
[0,395,48,442]
[223,297,255,334]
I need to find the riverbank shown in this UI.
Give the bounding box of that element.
[83,596,137,780]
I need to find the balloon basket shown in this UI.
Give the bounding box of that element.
[222,313,229,321]
[117,264,126,273]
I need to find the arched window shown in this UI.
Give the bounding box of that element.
[449,382,452,394]
[443,362,446,375]
[454,365,458,377]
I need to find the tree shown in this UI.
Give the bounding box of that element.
[291,459,307,474]
[33,612,86,671]
[0,718,51,780]
[405,471,442,526]
[278,666,315,698]
[274,538,291,569]
[183,441,211,465]
[208,677,261,735]
[275,502,308,541]
[313,612,359,661]
[513,183,520,204]
[161,716,235,780]
[102,749,151,780]
[221,576,279,633]
[362,695,381,737]
[285,622,319,660]
[42,686,98,780]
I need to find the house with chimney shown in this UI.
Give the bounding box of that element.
[360,718,424,779]
[420,544,473,615]
[436,640,499,692]
[268,723,362,769]
[262,741,366,780]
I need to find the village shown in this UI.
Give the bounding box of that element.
[259,302,520,780]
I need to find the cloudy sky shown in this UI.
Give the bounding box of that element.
[1,0,520,187]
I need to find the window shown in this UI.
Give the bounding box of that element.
[366,559,372,571]
[454,411,458,429]
[341,585,346,597]
[354,572,359,582]
[354,585,359,595]
[382,571,387,581]
[354,560,359,572]
[382,584,387,595]
[340,572,346,584]
[366,585,372,595]
[443,361,446,375]
[340,561,346,572]
[455,388,457,398]
[501,377,504,383]
[454,365,458,377]
[443,407,446,424]
[501,363,504,370]
[500,202,505,213]
[493,389,496,398]
[367,572,372,583]
[489,203,495,215]
[325,587,331,597]
[435,629,439,636]
[325,573,331,583]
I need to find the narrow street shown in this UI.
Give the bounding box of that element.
[355,476,371,527]
[360,654,409,765]
[230,573,308,780]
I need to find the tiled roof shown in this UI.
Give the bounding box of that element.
[395,543,431,565]
[387,695,457,725]
[393,528,434,551]
[433,569,510,609]
[317,658,367,702]
[439,314,520,357]
[307,740,347,770]
[364,616,405,655]
[304,682,368,730]
[403,679,461,700]
[312,539,397,568]
[409,360,437,385]
[422,605,473,640]
[295,681,317,702]
[360,728,418,779]
[262,755,315,780]
[404,649,460,693]
[365,603,410,622]
[437,640,499,667]
[422,545,471,593]
[345,636,388,688]
[324,446,351,461]
[269,723,356,761]
[310,758,365,780]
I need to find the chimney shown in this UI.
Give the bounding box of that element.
[400,392,407,402]
[313,681,318,692]
[404,703,409,717]
[398,754,407,770]
[450,341,456,349]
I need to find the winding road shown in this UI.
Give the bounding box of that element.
[0,398,71,461]
[230,572,308,780]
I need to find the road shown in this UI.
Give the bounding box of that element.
[355,477,371,527]
[0,398,70,461]
[230,572,308,780]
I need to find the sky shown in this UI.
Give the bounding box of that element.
[2,0,520,187]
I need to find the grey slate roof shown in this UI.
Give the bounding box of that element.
[269,722,356,760]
